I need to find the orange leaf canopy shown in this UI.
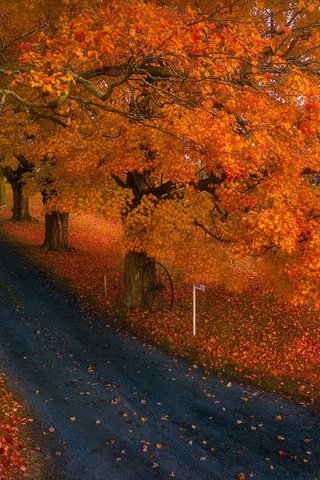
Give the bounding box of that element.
[2,0,320,305]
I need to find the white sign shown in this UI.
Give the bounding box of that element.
[192,283,206,336]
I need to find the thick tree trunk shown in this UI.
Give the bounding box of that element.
[10,179,31,221]
[42,212,70,251]
[0,174,6,206]
[122,170,159,309]
[124,250,157,310]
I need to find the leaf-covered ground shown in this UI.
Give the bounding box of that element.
[0,373,28,479]
[0,193,319,405]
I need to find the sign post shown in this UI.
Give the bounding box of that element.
[104,275,107,297]
[192,283,205,336]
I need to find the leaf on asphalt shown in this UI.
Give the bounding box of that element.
[278,450,287,457]
[275,415,283,422]
[289,454,298,461]
[87,365,95,374]
[105,439,116,446]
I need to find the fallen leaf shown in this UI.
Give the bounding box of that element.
[278,450,287,457]
[105,439,116,446]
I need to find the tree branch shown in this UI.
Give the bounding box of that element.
[194,220,231,243]
[0,23,48,53]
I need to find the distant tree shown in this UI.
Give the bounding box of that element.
[0,171,6,207]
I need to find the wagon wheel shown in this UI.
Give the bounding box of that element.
[142,260,174,312]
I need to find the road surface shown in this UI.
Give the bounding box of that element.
[0,235,319,480]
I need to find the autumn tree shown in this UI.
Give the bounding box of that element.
[0,171,6,207]
[1,0,320,308]
[0,0,101,227]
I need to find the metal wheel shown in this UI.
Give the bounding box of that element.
[142,260,174,312]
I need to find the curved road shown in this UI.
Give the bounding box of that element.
[0,235,319,480]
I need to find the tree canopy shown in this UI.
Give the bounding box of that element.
[0,0,319,308]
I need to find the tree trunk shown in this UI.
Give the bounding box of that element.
[1,156,33,221]
[42,212,70,251]
[0,174,6,206]
[124,250,157,310]
[122,171,159,309]
[10,179,31,221]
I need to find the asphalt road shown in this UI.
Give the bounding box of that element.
[0,235,320,480]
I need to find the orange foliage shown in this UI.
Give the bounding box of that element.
[0,0,319,307]
[0,373,28,479]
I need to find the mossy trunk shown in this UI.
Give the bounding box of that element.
[42,212,70,251]
[124,250,156,310]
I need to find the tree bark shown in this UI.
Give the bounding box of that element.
[1,156,33,221]
[124,250,157,310]
[42,212,70,251]
[9,178,31,221]
[0,173,6,207]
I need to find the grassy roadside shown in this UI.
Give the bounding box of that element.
[0,194,320,408]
